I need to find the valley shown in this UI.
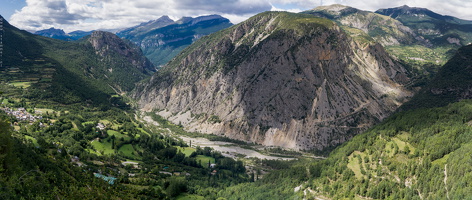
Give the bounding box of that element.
[1,3,472,199]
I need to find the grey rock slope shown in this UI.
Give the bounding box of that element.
[134,12,412,150]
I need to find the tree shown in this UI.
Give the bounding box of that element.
[165,177,187,197]
[0,120,15,174]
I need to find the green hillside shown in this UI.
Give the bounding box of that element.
[402,44,472,109]
[1,16,150,106]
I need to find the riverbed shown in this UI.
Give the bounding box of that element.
[178,136,296,160]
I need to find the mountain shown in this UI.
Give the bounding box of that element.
[87,31,155,73]
[1,17,153,105]
[303,4,419,47]
[303,4,472,87]
[34,28,93,41]
[117,15,233,67]
[134,11,412,150]
[117,15,175,37]
[295,46,472,199]
[34,27,70,40]
[68,30,94,40]
[215,46,472,200]
[376,5,472,47]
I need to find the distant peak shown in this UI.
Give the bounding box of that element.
[159,15,171,20]
[34,27,67,36]
[387,4,430,12]
[177,14,229,25]
[155,15,174,22]
[313,4,351,11]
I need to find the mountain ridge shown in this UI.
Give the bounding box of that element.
[117,14,233,67]
[34,27,94,41]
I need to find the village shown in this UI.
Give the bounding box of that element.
[0,106,43,123]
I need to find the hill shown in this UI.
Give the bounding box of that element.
[134,11,413,151]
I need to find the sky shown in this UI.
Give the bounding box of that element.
[2,0,472,33]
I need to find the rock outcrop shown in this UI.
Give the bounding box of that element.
[134,12,412,150]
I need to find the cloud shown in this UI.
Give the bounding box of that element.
[8,0,472,33]
[10,0,273,32]
[10,0,85,31]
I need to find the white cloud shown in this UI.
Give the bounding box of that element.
[8,0,472,33]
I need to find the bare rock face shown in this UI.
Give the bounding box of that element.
[134,12,412,150]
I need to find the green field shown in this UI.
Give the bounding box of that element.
[82,121,95,126]
[35,108,55,115]
[119,144,139,158]
[25,135,39,147]
[85,148,101,156]
[10,82,33,88]
[177,146,196,157]
[196,155,215,168]
[347,151,364,180]
[91,139,115,155]
[107,130,127,138]
[2,98,8,104]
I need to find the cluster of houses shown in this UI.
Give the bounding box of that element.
[1,107,42,122]
[96,122,106,130]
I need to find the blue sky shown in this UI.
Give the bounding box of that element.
[3,0,472,33]
[0,0,26,21]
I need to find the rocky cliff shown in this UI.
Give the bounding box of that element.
[134,12,412,150]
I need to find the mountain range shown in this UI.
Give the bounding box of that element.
[34,27,94,41]
[1,4,472,199]
[116,15,233,67]
[33,15,232,68]
[4,4,472,152]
